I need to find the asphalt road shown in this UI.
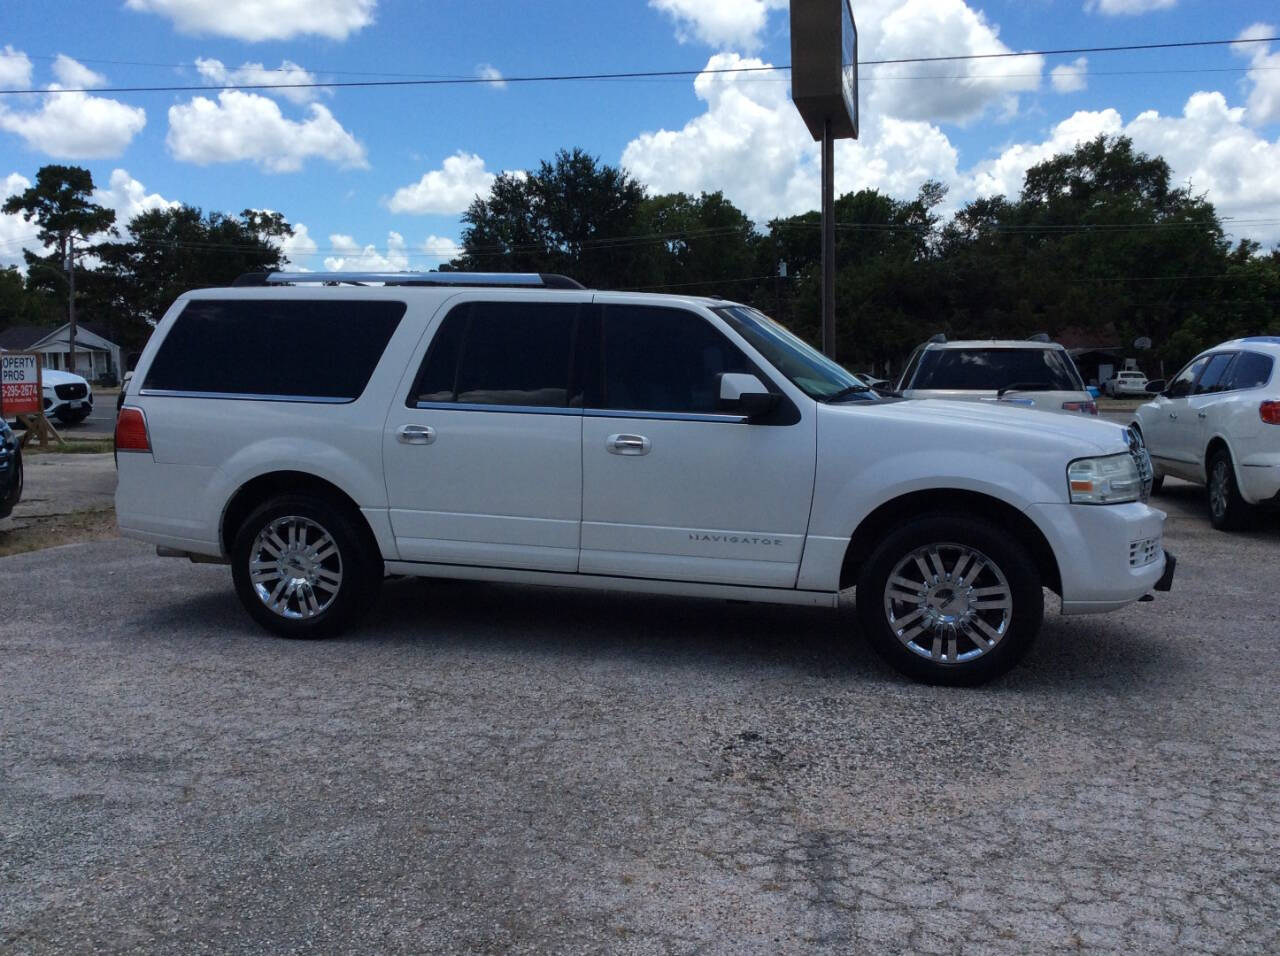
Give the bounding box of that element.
[2,487,1278,953]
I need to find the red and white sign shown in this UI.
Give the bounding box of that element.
[1,351,42,417]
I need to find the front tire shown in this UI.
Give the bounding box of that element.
[1207,448,1252,532]
[856,514,1044,686]
[231,494,382,638]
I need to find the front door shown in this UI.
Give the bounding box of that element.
[579,302,816,588]
[383,296,589,572]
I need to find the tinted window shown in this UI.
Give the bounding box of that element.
[598,306,751,413]
[715,305,870,401]
[1225,351,1274,391]
[411,302,578,407]
[1166,356,1208,399]
[143,298,405,400]
[910,348,1083,391]
[1194,353,1236,394]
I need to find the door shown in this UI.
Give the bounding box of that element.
[1185,352,1236,474]
[383,298,589,572]
[579,303,817,588]
[1154,355,1209,479]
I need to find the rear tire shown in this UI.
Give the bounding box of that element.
[231,494,382,638]
[1207,448,1252,532]
[856,514,1044,686]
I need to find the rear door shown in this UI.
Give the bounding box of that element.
[578,301,816,588]
[1186,352,1237,472]
[383,295,590,572]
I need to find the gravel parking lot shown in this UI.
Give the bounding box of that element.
[2,483,1277,953]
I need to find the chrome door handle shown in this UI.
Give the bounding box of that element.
[396,424,436,445]
[1197,411,1207,419]
[1169,412,1178,420]
[607,433,651,456]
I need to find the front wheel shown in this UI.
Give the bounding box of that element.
[856,515,1044,686]
[231,494,383,638]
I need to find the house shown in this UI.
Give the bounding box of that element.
[0,322,124,380]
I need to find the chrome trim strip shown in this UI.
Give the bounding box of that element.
[138,389,353,404]
[266,271,549,286]
[410,400,582,416]
[584,408,748,424]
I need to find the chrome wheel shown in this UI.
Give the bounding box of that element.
[248,515,343,620]
[1209,460,1229,521]
[882,542,1013,665]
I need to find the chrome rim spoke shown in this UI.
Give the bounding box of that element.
[248,515,344,621]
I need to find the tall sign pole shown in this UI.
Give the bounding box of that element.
[790,0,859,360]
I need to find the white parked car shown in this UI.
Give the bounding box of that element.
[1106,371,1149,398]
[896,338,1097,416]
[41,368,94,425]
[1132,337,1280,530]
[115,273,1172,685]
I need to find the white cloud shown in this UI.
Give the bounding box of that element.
[324,231,410,271]
[51,54,105,89]
[649,0,787,52]
[622,53,959,223]
[0,90,146,159]
[1233,25,1280,126]
[421,235,462,261]
[968,109,1124,198]
[0,46,33,89]
[166,91,368,173]
[1085,0,1176,14]
[93,169,179,228]
[858,0,1043,124]
[387,152,496,214]
[124,0,377,42]
[1,172,38,269]
[1051,58,1088,94]
[476,64,506,90]
[277,222,319,267]
[195,57,323,105]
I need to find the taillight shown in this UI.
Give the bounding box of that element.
[115,406,151,452]
[1261,401,1280,425]
[1063,401,1098,415]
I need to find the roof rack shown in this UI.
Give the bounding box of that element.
[231,271,586,290]
[1027,332,1051,343]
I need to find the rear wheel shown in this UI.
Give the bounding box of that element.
[856,514,1044,686]
[1207,448,1252,531]
[231,494,382,638]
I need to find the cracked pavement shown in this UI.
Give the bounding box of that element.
[1,480,1277,953]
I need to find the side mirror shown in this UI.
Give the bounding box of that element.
[718,373,780,419]
[1144,380,1165,395]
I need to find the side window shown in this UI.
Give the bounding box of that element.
[598,306,752,414]
[1165,357,1208,399]
[1194,353,1236,395]
[1225,351,1275,391]
[409,302,578,408]
[143,298,406,401]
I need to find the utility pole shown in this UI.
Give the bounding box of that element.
[65,235,78,374]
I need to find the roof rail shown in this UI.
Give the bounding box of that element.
[927,332,947,344]
[1027,332,1051,343]
[231,271,586,290]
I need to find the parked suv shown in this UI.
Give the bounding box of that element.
[897,337,1097,416]
[0,419,21,519]
[116,273,1173,685]
[41,368,94,426]
[1132,337,1280,530]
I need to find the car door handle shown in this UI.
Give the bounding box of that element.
[1169,412,1178,420]
[396,424,436,445]
[607,433,651,456]
[1197,411,1207,419]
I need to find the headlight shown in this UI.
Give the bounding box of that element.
[1068,453,1141,504]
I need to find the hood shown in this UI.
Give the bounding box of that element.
[829,398,1130,454]
[40,369,90,387]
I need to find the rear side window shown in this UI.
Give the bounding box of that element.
[596,306,752,413]
[410,302,579,407]
[1225,351,1274,391]
[1193,353,1236,394]
[143,298,405,401]
[910,348,1083,391]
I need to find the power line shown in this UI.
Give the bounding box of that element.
[1,36,1275,96]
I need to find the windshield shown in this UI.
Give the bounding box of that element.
[714,305,876,402]
[909,347,1084,392]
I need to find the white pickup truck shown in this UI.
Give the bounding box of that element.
[115,273,1173,685]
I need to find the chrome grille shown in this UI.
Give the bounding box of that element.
[1130,535,1162,568]
[1126,426,1153,502]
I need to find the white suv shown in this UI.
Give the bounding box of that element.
[1132,337,1280,530]
[115,273,1173,685]
[897,338,1097,416]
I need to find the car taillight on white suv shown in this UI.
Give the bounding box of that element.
[1062,400,1098,415]
[1261,401,1280,425]
[115,406,151,452]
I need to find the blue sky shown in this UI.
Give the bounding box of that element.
[3,0,1280,274]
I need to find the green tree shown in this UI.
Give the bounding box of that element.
[637,190,760,294]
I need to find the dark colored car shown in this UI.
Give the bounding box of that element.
[0,419,22,520]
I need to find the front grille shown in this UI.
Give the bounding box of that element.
[1130,535,1161,568]
[1126,426,1153,502]
[55,383,88,400]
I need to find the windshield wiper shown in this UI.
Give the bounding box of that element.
[822,384,875,403]
[996,382,1056,397]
